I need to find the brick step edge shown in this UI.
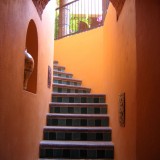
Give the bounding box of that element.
[44,126,112,132]
[49,102,107,106]
[40,140,114,149]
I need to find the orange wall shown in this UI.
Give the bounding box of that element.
[136,1,160,159]
[103,1,137,160]
[0,1,55,159]
[54,27,106,93]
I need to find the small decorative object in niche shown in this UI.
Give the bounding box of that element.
[118,92,125,127]
[23,50,34,90]
[48,65,52,88]
[32,0,50,19]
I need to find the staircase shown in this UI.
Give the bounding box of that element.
[39,60,114,159]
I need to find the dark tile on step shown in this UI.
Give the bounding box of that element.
[95,107,100,114]
[62,88,67,93]
[81,119,87,126]
[57,97,62,102]
[56,132,65,140]
[63,149,70,158]
[101,107,107,114]
[75,97,81,103]
[71,150,80,159]
[69,97,74,103]
[87,133,96,140]
[66,119,72,126]
[58,88,62,93]
[97,150,105,158]
[74,107,81,114]
[104,132,111,141]
[81,107,87,114]
[87,107,94,114]
[87,119,95,126]
[105,150,114,158]
[87,97,93,103]
[40,148,45,158]
[53,88,58,92]
[67,89,71,93]
[58,80,62,84]
[49,132,56,140]
[67,81,70,85]
[62,97,69,103]
[58,119,66,126]
[72,119,80,126]
[68,107,74,113]
[46,149,53,158]
[80,150,87,158]
[52,119,58,125]
[53,149,63,158]
[72,132,80,140]
[44,132,49,140]
[52,97,57,102]
[75,89,78,93]
[60,107,68,113]
[87,150,97,159]
[95,119,101,126]
[55,107,60,113]
[94,97,100,103]
[65,133,72,140]
[81,133,87,140]
[99,97,105,103]
[101,119,108,126]
[96,133,103,140]
[81,97,87,103]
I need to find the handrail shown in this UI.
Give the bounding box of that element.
[54,0,109,40]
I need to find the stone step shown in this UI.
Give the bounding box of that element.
[40,159,114,160]
[53,65,65,72]
[49,103,107,114]
[53,60,58,65]
[43,126,112,141]
[53,70,73,78]
[47,113,109,127]
[52,93,105,103]
[53,76,82,86]
[40,141,114,159]
[53,83,91,93]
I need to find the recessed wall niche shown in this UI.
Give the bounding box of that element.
[24,20,38,93]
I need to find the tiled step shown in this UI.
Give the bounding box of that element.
[53,84,91,93]
[53,60,58,65]
[40,141,114,159]
[47,113,109,126]
[54,65,65,72]
[53,70,73,78]
[40,159,114,160]
[53,76,82,86]
[49,103,107,114]
[43,126,112,141]
[52,93,105,103]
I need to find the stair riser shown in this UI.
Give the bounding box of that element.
[40,148,114,159]
[53,79,82,86]
[54,68,65,72]
[52,96,105,103]
[50,106,107,114]
[43,131,111,141]
[47,118,109,127]
[53,87,90,93]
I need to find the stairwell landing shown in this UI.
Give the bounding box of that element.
[39,60,114,159]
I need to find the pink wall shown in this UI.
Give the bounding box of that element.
[103,1,137,159]
[136,1,160,159]
[0,0,55,159]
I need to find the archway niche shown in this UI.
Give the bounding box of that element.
[24,19,38,93]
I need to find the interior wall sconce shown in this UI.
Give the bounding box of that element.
[118,92,125,127]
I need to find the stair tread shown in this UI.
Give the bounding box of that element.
[52,93,105,96]
[53,76,82,83]
[47,113,108,118]
[54,64,65,69]
[40,159,113,160]
[40,140,114,148]
[53,70,73,75]
[49,102,107,106]
[44,126,111,132]
[53,83,91,90]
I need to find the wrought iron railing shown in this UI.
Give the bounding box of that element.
[54,0,109,39]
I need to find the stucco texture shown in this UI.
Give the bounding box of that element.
[0,0,55,159]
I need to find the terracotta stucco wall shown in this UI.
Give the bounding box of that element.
[103,1,136,160]
[54,27,106,93]
[136,1,160,159]
[0,0,55,159]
